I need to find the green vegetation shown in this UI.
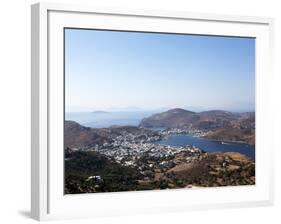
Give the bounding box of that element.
[65,149,255,194]
[65,150,141,194]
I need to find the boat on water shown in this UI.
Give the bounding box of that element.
[221,141,230,145]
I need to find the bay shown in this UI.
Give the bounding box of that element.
[156,134,255,160]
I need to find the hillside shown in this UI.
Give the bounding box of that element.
[166,152,255,187]
[139,108,198,128]
[64,120,159,149]
[65,150,255,193]
[203,127,255,145]
[139,108,255,144]
[204,114,255,145]
[64,121,110,149]
[139,108,244,129]
[65,150,141,193]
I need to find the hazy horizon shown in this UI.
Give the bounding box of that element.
[65,106,255,113]
[65,29,255,113]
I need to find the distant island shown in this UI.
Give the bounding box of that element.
[92,110,109,114]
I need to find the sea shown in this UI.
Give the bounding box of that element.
[65,111,155,128]
[65,111,255,160]
[156,134,255,160]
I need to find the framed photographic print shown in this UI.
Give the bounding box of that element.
[31,2,274,221]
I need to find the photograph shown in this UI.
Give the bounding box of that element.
[64,28,256,194]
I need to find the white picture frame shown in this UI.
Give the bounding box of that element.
[31,2,274,221]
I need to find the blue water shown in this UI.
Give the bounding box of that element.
[157,134,255,160]
[65,111,157,128]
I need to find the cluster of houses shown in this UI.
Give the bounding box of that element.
[160,127,208,137]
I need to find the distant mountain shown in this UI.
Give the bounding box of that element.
[139,108,255,145]
[197,110,238,121]
[139,108,197,128]
[203,112,255,145]
[106,106,142,112]
[139,108,238,129]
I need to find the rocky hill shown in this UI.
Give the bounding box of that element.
[139,108,198,128]
[64,121,110,149]
[139,108,251,129]
[64,120,159,149]
[65,149,255,193]
[166,152,255,187]
[203,127,255,145]
[139,108,255,144]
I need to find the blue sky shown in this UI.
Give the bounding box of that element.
[65,28,255,112]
